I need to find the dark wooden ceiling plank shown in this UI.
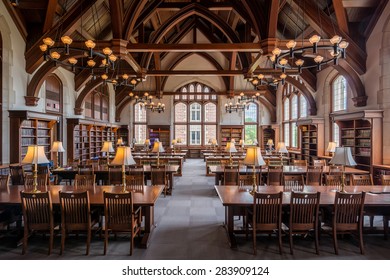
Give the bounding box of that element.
[332,0,350,34]
[43,0,58,33]
[108,0,124,38]
[124,0,149,40]
[268,0,280,38]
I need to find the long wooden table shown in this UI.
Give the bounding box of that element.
[209,165,369,185]
[0,184,163,248]
[52,165,179,194]
[215,184,390,248]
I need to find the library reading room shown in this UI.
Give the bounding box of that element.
[0,0,390,263]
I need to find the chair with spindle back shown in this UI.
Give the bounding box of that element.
[151,165,169,196]
[351,174,373,186]
[288,191,321,255]
[108,165,122,186]
[9,165,25,185]
[125,174,144,193]
[292,159,307,166]
[324,174,343,191]
[24,174,48,192]
[246,192,283,255]
[20,191,57,255]
[329,165,344,174]
[103,191,142,255]
[283,174,305,192]
[223,165,239,186]
[306,166,323,186]
[267,166,283,186]
[74,174,96,190]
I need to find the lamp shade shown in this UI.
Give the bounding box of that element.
[208,138,212,144]
[329,147,357,166]
[172,139,177,145]
[51,141,65,152]
[144,139,150,146]
[211,139,218,146]
[243,147,266,166]
[267,139,274,146]
[117,137,124,146]
[225,142,237,153]
[111,146,136,166]
[152,141,165,153]
[101,141,114,153]
[22,145,50,164]
[253,139,258,145]
[276,142,288,153]
[326,142,337,153]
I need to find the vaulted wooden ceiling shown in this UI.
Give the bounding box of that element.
[3,0,388,116]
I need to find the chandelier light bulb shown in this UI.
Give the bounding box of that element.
[85,40,96,49]
[252,79,259,85]
[279,58,288,65]
[330,35,342,45]
[286,40,296,49]
[272,48,281,56]
[87,60,96,67]
[314,55,324,64]
[295,59,304,66]
[61,36,72,45]
[129,92,134,97]
[257,74,264,79]
[50,52,60,59]
[280,73,287,79]
[309,35,321,44]
[39,44,48,52]
[101,74,108,80]
[43,37,55,46]
[255,92,260,97]
[103,47,112,55]
[68,57,78,65]
[109,54,117,62]
[339,41,349,49]
[122,74,129,80]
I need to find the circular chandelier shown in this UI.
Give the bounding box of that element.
[247,72,287,87]
[141,100,166,113]
[237,92,261,103]
[271,35,349,73]
[224,100,245,113]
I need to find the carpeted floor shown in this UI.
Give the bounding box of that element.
[1,159,390,260]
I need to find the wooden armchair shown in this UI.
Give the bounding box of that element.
[313,159,326,167]
[288,191,321,254]
[151,165,169,196]
[74,174,96,190]
[108,165,122,186]
[325,174,343,191]
[9,165,25,185]
[103,191,142,255]
[223,165,239,185]
[246,191,283,255]
[351,174,373,186]
[20,191,57,255]
[306,166,323,186]
[59,191,99,255]
[283,174,304,192]
[267,166,283,186]
[125,174,144,193]
[24,174,48,191]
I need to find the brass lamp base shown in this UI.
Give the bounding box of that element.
[121,166,129,193]
[249,168,257,195]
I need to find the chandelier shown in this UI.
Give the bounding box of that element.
[237,92,261,103]
[271,35,349,73]
[130,92,153,104]
[224,99,245,113]
[141,100,166,113]
[101,73,140,90]
[247,72,287,87]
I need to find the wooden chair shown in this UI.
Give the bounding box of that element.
[125,174,144,193]
[24,174,48,191]
[37,165,58,185]
[151,165,169,196]
[288,191,321,254]
[351,174,373,186]
[86,159,100,169]
[103,191,142,255]
[267,166,283,186]
[77,164,94,175]
[127,165,146,185]
[74,174,96,190]
[239,174,256,186]
[292,159,307,166]
[306,166,323,186]
[381,174,390,185]
[20,191,56,255]
[326,191,366,255]
[313,159,326,167]
[0,175,13,230]
[246,191,283,255]
[0,174,10,191]
[59,191,99,255]
[223,165,239,186]
[283,174,305,192]
[108,165,122,185]
[9,165,25,185]
[324,174,343,191]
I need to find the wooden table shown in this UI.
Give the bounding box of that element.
[0,184,163,248]
[52,165,179,194]
[209,165,369,185]
[215,184,390,248]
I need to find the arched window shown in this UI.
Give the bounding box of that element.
[244,103,258,144]
[174,82,217,145]
[84,85,108,121]
[332,75,347,112]
[45,75,62,113]
[134,103,147,144]
[283,98,290,146]
[299,95,307,118]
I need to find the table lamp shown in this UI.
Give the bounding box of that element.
[326,141,337,157]
[243,147,266,195]
[171,139,177,153]
[225,141,237,165]
[329,147,357,192]
[152,140,165,166]
[239,139,244,150]
[101,141,114,165]
[111,146,136,192]
[276,142,288,166]
[144,139,151,152]
[117,137,124,146]
[212,139,218,151]
[22,145,50,193]
[51,141,65,168]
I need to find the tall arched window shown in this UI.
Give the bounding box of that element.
[174,82,217,145]
[84,85,109,121]
[283,98,290,146]
[332,76,347,112]
[134,103,147,144]
[244,103,258,144]
[45,75,62,114]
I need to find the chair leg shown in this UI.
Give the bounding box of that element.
[359,231,365,255]
[289,230,293,255]
[253,228,256,255]
[333,228,338,255]
[315,226,319,255]
[48,228,53,255]
[278,228,283,255]
[60,228,65,255]
[104,229,108,255]
[130,231,134,256]
[369,215,374,228]
[86,229,91,255]
[22,227,28,255]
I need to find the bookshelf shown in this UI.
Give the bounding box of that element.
[262,126,275,149]
[297,118,324,165]
[9,110,60,163]
[220,125,243,147]
[331,110,383,172]
[148,126,170,148]
[67,118,119,163]
[117,125,130,146]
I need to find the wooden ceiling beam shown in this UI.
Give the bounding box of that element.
[43,0,58,33]
[342,0,377,7]
[124,0,149,40]
[128,42,261,52]
[108,0,124,38]
[132,0,164,34]
[332,0,349,34]
[267,0,280,38]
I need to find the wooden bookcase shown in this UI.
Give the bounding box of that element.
[67,118,119,163]
[297,118,324,165]
[261,126,275,149]
[331,110,383,172]
[148,125,170,148]
[117,125,130,146]
[220,125,243,147]
[9,110,60,163]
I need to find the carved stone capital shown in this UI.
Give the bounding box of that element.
[24,96,40,106]
[74,107,84,115]
[352,95,368,107]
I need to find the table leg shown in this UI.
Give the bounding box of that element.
[140,206,155,248]
[223,205,238,248]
